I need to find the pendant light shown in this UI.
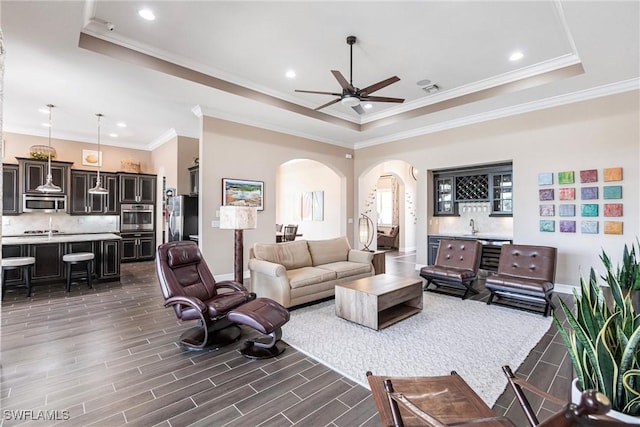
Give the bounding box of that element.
[88,113,108,194]
[35,104,62,193]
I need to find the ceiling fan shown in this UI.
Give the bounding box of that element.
[295,35,404,115]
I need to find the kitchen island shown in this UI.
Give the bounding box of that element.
[2,233,121,287]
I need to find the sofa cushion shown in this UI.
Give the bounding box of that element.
[253,240,312,270]
[307,237,351,266]
[288,266,337,289]
[318,261,372,279]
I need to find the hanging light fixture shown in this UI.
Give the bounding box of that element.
[88,113,108,194]
[36,104,62,193]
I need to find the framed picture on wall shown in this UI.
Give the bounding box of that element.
[222,178,264,211]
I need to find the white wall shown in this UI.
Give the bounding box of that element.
[199,117,354,280]
[355,91,640,287]
[277,159,341,240]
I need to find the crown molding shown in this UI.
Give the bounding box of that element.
[354,78,640,150]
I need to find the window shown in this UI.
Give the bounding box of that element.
[377,189,393,225]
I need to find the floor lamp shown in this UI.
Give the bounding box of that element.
[219,206,258,284]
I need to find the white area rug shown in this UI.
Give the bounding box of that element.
[282,292,552,406]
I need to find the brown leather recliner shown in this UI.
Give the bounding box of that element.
[156,241,255,350]
[420,239,482,299]
[485,244,557,316]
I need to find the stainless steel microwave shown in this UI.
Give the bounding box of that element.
[22,194,67,213]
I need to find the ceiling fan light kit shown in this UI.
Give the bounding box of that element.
[295,35,404,115]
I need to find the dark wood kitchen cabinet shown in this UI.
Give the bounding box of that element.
[100,240,121,279]
[119,173,156,204]
[18,157,73,195]
[29,242,65,281]
[70,170,119,215]
[188,165,199,195]
[434,176,456,216]
[3,164,20,215]
[121,232,155,262]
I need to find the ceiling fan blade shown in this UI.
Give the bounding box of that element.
[360,76,400,96]
[331,70,355,93]
[314,98,342,111]
[352,104,366,115]
[295,89,343,96]
[363,96,405,103]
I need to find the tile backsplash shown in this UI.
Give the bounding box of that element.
[435,201,513,237]
[2,213,119,236]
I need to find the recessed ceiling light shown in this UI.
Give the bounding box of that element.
[116,122,127,128]
[416,79,431,86]
[138,9,155,21]
[363,103,373,110]
[109,133,118,138]
[285,70,296,79]
[509,51,524,61]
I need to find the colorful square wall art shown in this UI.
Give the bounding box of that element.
[581,204,599,217]
[581,187,598,200]
[559,188,575,201]
[603,185,622,199]
[579,169,598,183]
[540,220,555,232]
[558,171,575,184]
[538,172,553,186]
[603,167,623,182]
[581,221,599,234]
[539,189,554,201]
[539,205,555,216]
[560,220,576,233]
[604,203,623,217]
[558,204,576,217]
[604,221,623,235]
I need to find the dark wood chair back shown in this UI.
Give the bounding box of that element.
[367,366,618,427]
[283,224,298,242]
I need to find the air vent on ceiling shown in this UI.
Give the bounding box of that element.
[422,84,440,94]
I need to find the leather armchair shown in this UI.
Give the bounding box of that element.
[156,240,255,350]
[485,244,557,316]
[420,239,482,299]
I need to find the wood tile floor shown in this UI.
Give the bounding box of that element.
[1,251,574,426]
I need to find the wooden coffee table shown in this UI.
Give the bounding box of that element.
[335,274,423,330]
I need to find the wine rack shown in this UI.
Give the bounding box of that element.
[455,174,489,201]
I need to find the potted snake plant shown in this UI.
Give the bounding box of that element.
[553,268,640,422]
[600,239,640,313]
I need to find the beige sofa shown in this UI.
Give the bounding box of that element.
[248,236,374,308]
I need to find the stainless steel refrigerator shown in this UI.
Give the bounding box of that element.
[167,195,199,241]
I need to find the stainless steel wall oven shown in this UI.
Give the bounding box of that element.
[120,204,154,231]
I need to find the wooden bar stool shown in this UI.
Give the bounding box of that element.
[63,252,94,292]
[1,257,36,300]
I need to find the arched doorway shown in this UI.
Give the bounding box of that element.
[358,160,417,252]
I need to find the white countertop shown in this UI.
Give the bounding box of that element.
[430,233,513,242]
[2,233,121,245]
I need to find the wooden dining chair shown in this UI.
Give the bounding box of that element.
[367,366,618,427]
[283,224,298,242]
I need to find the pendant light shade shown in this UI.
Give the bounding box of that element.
[36,104,62,193]
[88,113,108,195]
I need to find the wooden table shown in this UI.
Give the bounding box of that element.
[335,274,423,330]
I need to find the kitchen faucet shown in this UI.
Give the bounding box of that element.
[469,218,478,235]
